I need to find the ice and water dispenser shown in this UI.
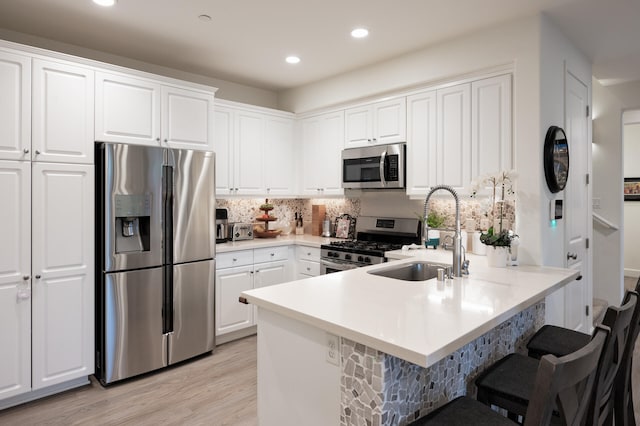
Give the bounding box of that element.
[114,193,152,253]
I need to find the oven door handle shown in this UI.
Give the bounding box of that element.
[379,150,387,187]
[321,259,360,271]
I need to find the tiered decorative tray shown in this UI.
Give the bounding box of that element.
[255,199,281,238]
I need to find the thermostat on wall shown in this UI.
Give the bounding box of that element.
[550,199,563,220]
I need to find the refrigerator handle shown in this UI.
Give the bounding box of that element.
[163,165,174,333]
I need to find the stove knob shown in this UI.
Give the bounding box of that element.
[357,256,364,262]
[328,251,336,257]
[345,254,352,261]
[364,257,371,263]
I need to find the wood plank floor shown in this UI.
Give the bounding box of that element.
[0,336,258,426]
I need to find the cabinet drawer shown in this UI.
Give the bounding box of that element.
[217,250,253,269]
[298,259,320,277]
[297,246,320,262]
[254,246,288,263]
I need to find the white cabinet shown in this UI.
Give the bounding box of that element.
[0,161,31,400]
[216,246,291,338]
[95,72,214,150]
[344,98,406,148]
[471,74,512,177]
[437,83,471,189]
[0,50,31,161]
[32,60,94,164]
[31,163,94,390]
[296,246,321,279]
[301,110,345,196]
[214,102,295,197]
[406,90,437,195]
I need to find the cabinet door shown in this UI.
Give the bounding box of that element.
[437,83,471,188]
[264,115,295,196]
[406,90,437,196]
[95,72,161,146]
[162,85,214,151]
[234,110,264,195]
[254,261,288,289]
[213,106,234,195]
[32,60,94,164]
[301,116,322,195]
[344,105,372,148]
[318,111,345,196]
[0,51,31,161]
[374,98,406,144]
[31,163,94,390]
[471,74,512,178]
[0,161,31,399]
[216,265,254,336]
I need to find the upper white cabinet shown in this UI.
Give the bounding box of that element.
[406,90,437,195]
[0,160,31,400]
[471,74,512,177]
[95,72,214,151]
[32,60,94,164]
[437,83,471,189]
[214,101,295,197]
[0,50,31,161]
[344,98,406,148]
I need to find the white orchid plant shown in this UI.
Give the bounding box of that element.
[469,170,518,245]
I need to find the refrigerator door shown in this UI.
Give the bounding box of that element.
[168,259,215,364]
[102,267,167,384]
[169,149,215,264]
[100,143,164,272]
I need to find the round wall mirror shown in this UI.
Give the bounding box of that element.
[544,126,569,193]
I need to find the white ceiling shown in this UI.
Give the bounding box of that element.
[0,0,638,91]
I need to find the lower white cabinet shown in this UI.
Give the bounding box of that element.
[0,160,94,401]
[216,246,291,338]
[296,246,321,279]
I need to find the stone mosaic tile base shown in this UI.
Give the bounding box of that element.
[340,302,544,426]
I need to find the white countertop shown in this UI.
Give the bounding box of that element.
[216,234,336,253]
[241,247,578,368]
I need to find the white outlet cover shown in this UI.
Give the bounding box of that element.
[326,333,340,366]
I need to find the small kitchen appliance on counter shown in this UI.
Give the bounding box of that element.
[320,216,421,274]
[230,223,254,241]
[216,208,229,243]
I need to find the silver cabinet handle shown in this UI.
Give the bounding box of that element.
[567,253,578,260]
[232,258,237,262]
[164,138,168,143]
[23,275,30,280]
[270,253,275,257]
[156,137,160,142]
[23,148,29,154]
[35,150,41,155]
[35,274,41,279]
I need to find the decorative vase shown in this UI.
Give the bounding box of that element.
[425,229,440,249]
[472,231,486,255]
[486,245,509,268]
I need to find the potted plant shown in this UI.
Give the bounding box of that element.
[480,227,517,267]
[416,211,446,249]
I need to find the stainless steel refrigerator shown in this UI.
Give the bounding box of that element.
[95,143,215,385]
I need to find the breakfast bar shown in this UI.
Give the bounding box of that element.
[241,251,578,426]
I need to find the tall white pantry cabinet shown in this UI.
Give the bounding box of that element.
[0,49,94,402]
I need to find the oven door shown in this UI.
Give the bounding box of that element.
[320,258,361,275]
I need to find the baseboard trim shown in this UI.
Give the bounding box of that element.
[216,326,257,345]
[0,377,90,411]
[624,268,640,278]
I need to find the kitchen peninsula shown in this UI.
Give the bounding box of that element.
[241,250,578,426]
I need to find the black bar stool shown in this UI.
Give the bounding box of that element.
[407,325,609,425]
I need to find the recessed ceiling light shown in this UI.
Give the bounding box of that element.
[93,0,116,6]
[351,28,369,39]
[198,14,212,22]
[285,56,300,64]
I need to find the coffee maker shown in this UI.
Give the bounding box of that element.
[216,208,229,243]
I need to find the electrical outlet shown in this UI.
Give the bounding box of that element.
[593,198,601,209]
[326,333,340,366]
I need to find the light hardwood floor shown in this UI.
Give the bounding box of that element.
[0,336,258,426]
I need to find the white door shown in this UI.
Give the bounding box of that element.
[344,105,372,148]
[31,163,94,389]
[216,265,254,335]
[374,98,406,145]
[32,60,94,164]
[406,90,437,196]
[162,85,213,150]
[0,51,31,161]
[264,116,295,196]
[234,110,264,195]
[213,106,234,195]
[0,160,31,399]
[95,72,161,145]
[437,83,471,188]
[563,72,591,332]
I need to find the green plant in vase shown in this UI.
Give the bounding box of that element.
[416,211,446,249]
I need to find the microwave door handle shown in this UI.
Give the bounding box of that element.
[379,150,387,187]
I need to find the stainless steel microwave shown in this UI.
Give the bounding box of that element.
[341,143,406,189]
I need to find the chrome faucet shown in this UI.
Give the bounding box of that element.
[423,185,467,277]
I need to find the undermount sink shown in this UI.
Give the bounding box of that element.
[367,261,450,281]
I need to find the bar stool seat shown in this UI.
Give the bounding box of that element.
[408,396,513,426]
[526,324,590,359]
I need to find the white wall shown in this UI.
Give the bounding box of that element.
[623,120,640,277]
[0,27,279,108]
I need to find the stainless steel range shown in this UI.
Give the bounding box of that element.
[320,216,421,274]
